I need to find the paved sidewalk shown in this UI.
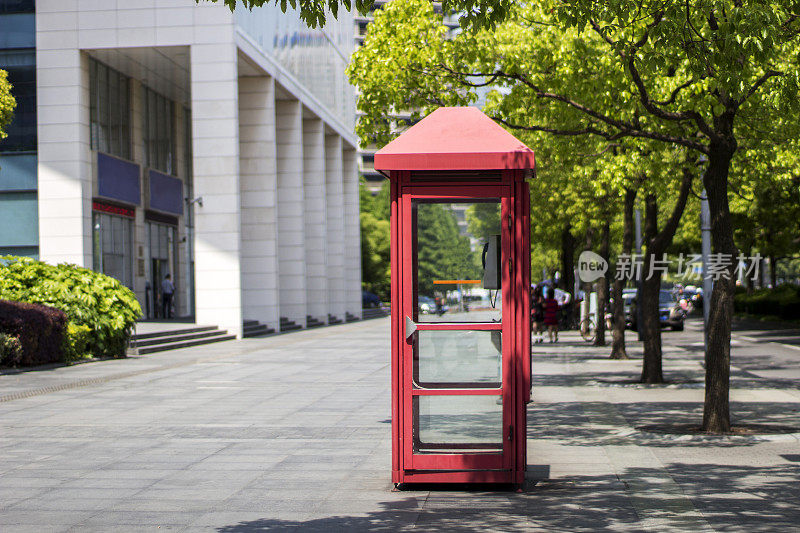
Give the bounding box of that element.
[1,317,799,531]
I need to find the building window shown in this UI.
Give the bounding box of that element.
[0,1,35,13]
[0,52,36,152]
[89,58,131,160]
[92,211,134,290]
[143,87,175,175]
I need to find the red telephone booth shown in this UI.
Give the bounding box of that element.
[375,107,534,486]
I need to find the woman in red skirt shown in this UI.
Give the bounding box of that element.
[543,286,560,343]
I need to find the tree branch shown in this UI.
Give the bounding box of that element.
[737,69,783,108]
[651,165,693,253]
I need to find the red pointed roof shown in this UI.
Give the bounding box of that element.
[374,107,535,172]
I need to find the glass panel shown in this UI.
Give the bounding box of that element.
[414,330,501,388]
[108,70,120,157]
[119,78,130,159]
[89,60,97,150]
[112,216,123,254]
[413,200,502,323]
[413,395,503,454]
[97,63,108,153]
[100,214,112,252]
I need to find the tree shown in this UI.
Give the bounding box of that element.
[416,202,480,297]
[360,179,391,300]
[198,0,515,29]
[349,0,800,433]
[0,69,15,141]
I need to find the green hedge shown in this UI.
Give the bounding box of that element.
[734,284,800,321]
[0,256,141,358]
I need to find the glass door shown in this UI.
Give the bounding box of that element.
[402,186,512,471]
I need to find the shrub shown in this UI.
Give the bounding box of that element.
[0,332,22,367]
[63,322,93,363]
[734,284,800,321]
[0,300,67,366]
[0,256,141,358]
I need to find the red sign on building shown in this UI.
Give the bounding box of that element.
[92,201,135,218]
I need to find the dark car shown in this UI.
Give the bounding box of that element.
[362,290,381,308]
[622,289,637,327]
[659,290,685,331]
[626,289,685,331]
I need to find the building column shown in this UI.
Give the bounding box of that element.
[325,134,346,323]
[239,75,279,330]
[343,146,362,319]
[303,116,328,325]
[191,42,243,337]
[36,42,92,266]
[276,97,307,328]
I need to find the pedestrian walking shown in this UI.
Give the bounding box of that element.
[531,285,545,343]
[543,286,560,343]
[161,273,175,319]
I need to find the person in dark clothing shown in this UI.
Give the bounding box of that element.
[531,285,545,343]
[543,286,560,343]
[161,274,175,319]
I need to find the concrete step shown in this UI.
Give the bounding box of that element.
[243,323,276,338]
[307,316,326,328]
[129,331,235,355]
[345,312,361,323]
[131,329,225,348]
[131,325,218,342]
[280,317,302,332]
[362,308,389,320]
[327,314,343,325]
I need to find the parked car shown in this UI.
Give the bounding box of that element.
[419,295,446,315]
[622,289,637,327]
[362,290,382,309]
[659,290,685,330]
[625,289,685,331]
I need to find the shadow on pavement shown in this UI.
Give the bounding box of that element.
[527,401,800,447]
[214,463,800,532]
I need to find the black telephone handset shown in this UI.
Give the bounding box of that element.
[482,234,501,290]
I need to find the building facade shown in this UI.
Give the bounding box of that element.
[0,0,362,338]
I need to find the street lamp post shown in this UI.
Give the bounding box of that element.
[634,207,643,341]
[700,188,713,350]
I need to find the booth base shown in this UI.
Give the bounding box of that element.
[394,470,522,485]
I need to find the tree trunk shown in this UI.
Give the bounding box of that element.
[561,223,576,327]
[639,194,664,383]
[594,220,610,346]
[561,223,575,292]
[702,142,738,433]
[581,227,595,334]
[611,188,635,359]
[769,254,777,288]
[639,168,694,383]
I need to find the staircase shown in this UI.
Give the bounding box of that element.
[279,316,302,332]
[345,311,361,322]
[128,325,235,355]
[327,314,343,325]
[306,315,326,328]
[362,307,389,320]
[243,320,276,338]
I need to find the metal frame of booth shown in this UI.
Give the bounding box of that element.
[387,170,531,486]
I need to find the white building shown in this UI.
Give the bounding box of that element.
[16,0,362,338]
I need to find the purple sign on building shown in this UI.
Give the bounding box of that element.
[97,153,141,205]
[149,170,184,216]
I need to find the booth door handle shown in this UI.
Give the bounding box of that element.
[405,316,417,340]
